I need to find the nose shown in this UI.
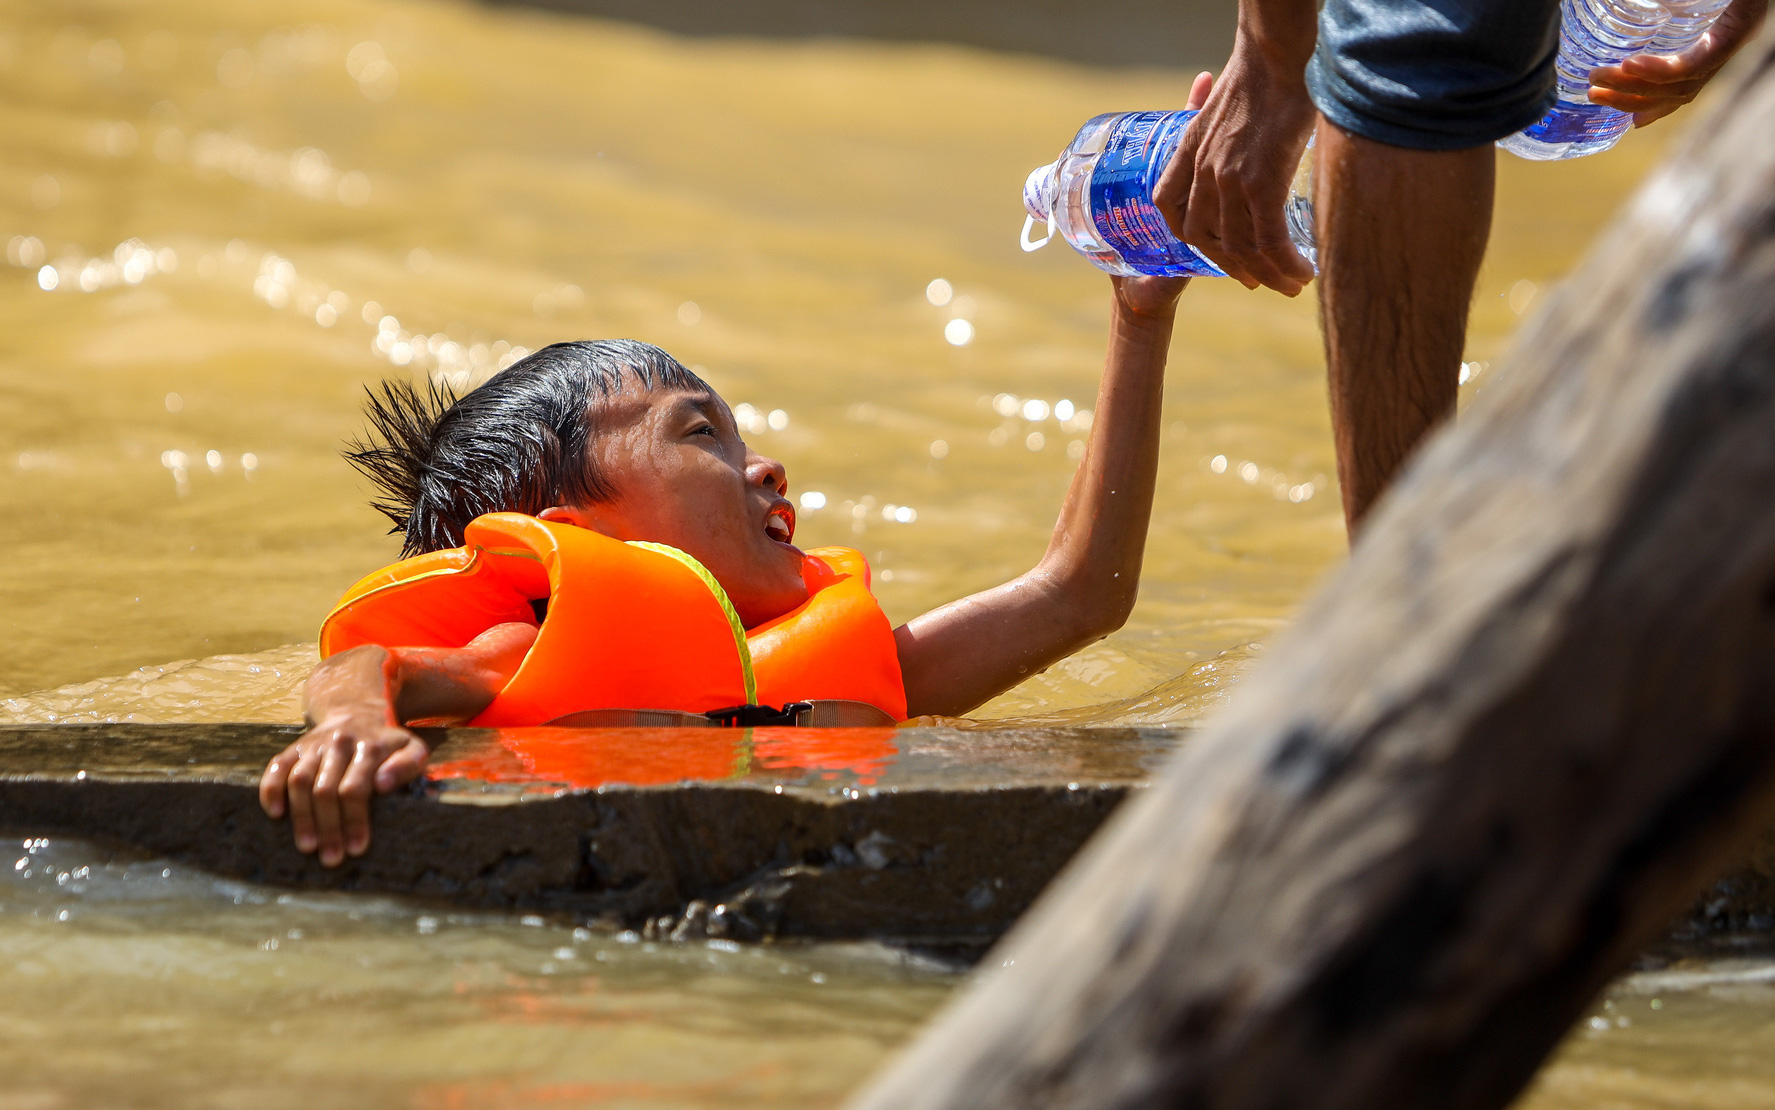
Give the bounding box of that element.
[747,452,788,496]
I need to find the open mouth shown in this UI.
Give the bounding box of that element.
[764,502,796,545]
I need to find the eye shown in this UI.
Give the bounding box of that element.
[690,423,717,438]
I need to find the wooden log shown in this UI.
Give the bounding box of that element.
[846,31,1775,1110]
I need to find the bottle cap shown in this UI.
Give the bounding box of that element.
[1022,163,1057,221]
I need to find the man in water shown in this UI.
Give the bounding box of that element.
[1154,0,1767,533]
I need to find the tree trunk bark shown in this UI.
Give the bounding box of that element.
[847,30,1775,1110]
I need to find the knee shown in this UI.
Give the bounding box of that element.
[1308,0,1564,150]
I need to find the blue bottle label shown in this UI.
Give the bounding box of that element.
[1517,97,1632,147]
[1087,111,1225,277]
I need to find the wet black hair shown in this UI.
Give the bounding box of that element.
[347,339,710,556]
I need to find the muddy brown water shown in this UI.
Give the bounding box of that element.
[1,0,1769,1106]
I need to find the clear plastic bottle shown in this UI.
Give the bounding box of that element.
[1499,0,1728,160]
[1020,110,1317,278]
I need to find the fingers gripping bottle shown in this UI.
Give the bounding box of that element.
[1020,110,1316,278]
[1499,0,1729,160]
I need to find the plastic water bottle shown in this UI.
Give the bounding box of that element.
[1500,0,1729,160]
[1020,110,1316,278]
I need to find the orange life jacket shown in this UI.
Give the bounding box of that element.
[318,512,908,725]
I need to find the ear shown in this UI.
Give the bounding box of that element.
[538,504,623,539]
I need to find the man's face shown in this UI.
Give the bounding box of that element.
[564,381,807,627]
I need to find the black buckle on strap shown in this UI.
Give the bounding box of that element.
[705,702,814,727]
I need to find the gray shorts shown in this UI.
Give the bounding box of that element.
[1306,0,1564,150]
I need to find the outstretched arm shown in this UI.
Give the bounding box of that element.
[892,274,1186,718]
[259,621,536,867]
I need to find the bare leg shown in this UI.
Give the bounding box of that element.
[1313,118,1495,534]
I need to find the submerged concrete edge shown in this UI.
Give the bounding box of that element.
[0,723,1768,951]
[0,721,1140,948]
[0,775,1128,947]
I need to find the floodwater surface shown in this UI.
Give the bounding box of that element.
[4,1,1769,1108]
[0,0,1679,724]
[0,837,955,1109]
[3,837,1772,1110]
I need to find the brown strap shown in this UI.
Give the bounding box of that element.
[544,708,720,728]
[791,700,900,727]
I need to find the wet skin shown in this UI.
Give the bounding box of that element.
[260,382,814,867]
[545,384,808,628]
[264,80,1214,869]
[263,273,1185,866]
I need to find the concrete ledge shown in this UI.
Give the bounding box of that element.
[0,724,1768,950]
[0,723,1175,949]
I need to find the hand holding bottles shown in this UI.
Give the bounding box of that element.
[1151,44,1318,296]
[1501,0,1763,158]
[1020,72,1318,280]
[1587,0,1767,126]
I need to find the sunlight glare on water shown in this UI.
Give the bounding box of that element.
[0,0,1679,725]
[8,5,1766,1105]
